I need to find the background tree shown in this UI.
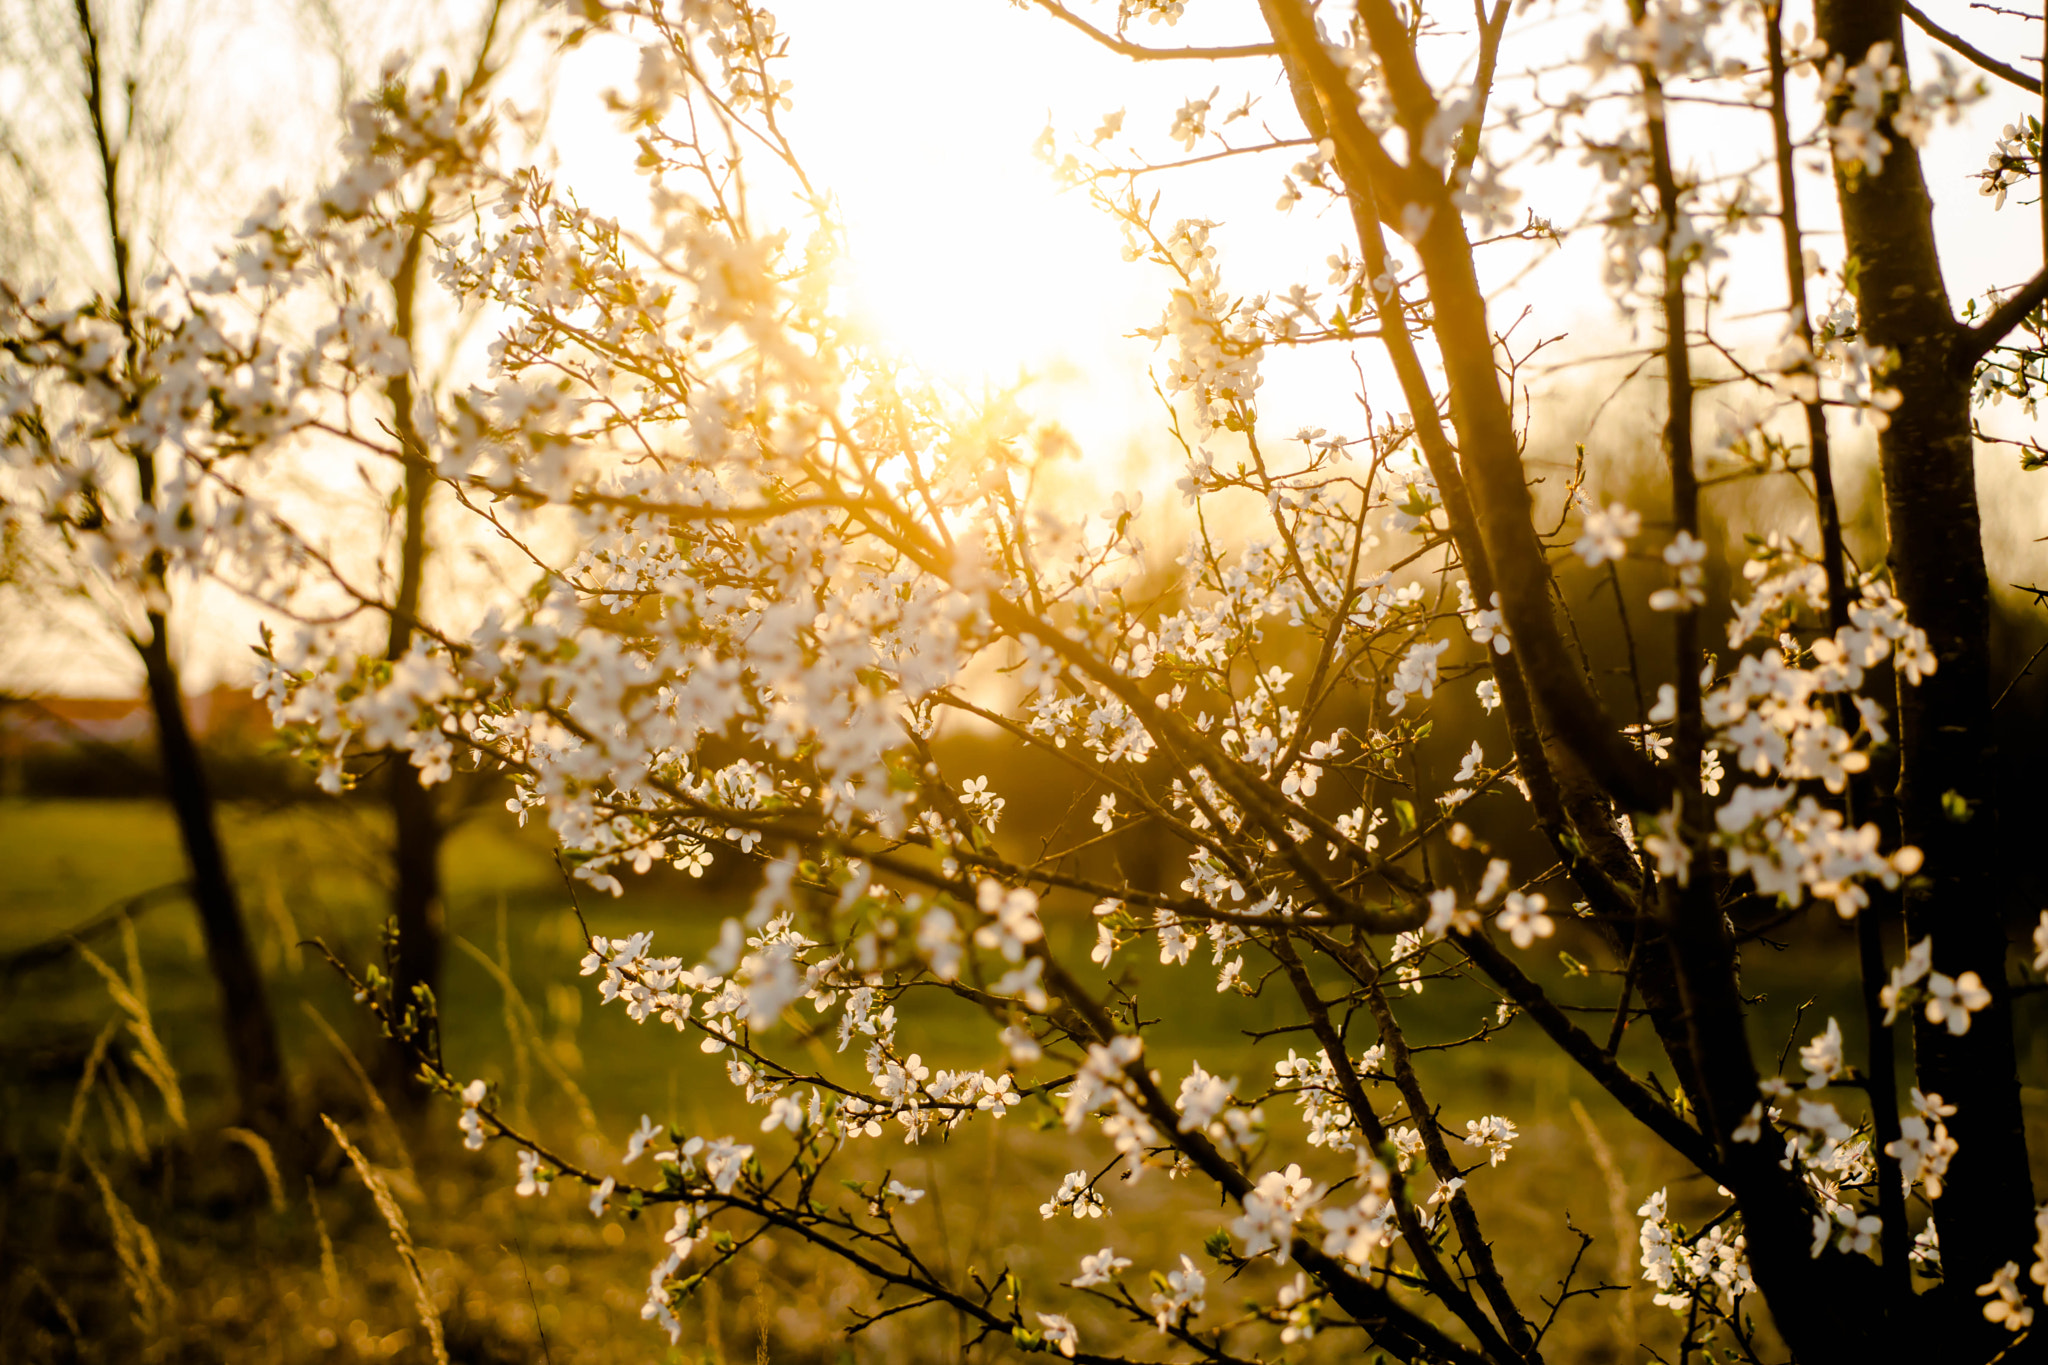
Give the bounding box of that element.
[0,0,291,1143]
[362,0,528,1103]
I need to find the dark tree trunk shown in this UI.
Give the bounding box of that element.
[381,222,444,1100]
[137,618,291,1140]
[383,747,443,1077]
[1258,3,1901,1357]
[73,0,296,1168]
[1817,0,2036,1327]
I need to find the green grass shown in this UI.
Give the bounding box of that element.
[3,794,1938,1364]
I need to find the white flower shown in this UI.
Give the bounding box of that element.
[699,1138,753,1194]
[1476,859,1510,905]
[1320,1184,1397,1263]
[973,880,1043,962]
[1640,796,1692,885]
[1924,970,1990,1036]
[1073,1246,1130,1287]
[1386,638,1450,714]
[917,908,963,980]
[1036,1312,1079,1358]
[1463,1114,1519,1167]
[885,1178,925,1205]
[1798,1018,1843,1089]
[1911,1218,1941,1272]
[515,1148,551,1197]
[1496,891,1553,949]
[589,1175,616,1217]
[1652,531,1708,610]
[624,1114,665,1163]
[1150,1254,1207,1329]
[1425,887,1478,939]
[993,957,1050,1010]
[1979,1261,2034,1331]
[663,1204,702,1257]
[1230,1164,1321,1262]
[1176,1064,1235,1132]
[1885,1089,1958,1198]
[1040,1169,1106,1219]
[1001,1024,1043,1064]
[1881,937,1934,1023]
[1454,740,1484,783]
[1169,91,1216,151]
[1574,501,1640,567]
[1156,909,1196,966]
[1732,1103,1766,1144]
[760,1095,806,1133]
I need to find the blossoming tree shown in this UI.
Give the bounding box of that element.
[9,0,2048,1360]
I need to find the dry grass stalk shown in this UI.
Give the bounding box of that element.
[496,900,533,1126]
[307,1176,343,1308]
[58,1018,120,1177]
[72,920,186,1131]
[103,1065,152,1159]
[221,1126,288,1212]
[454,930,597,1135]
[23,1266,84,1345]
[301,1000,415,1181]
[702,1273,730,1365]
[1570,1096,1639,1351]
[321,1113,449,1365]
[259,873,303,976]
[82,1151,169,1343]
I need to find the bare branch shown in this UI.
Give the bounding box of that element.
[1902,2,2041,93]
[1031,1,1279,61]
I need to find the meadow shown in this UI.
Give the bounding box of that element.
[3,792,2017,1364]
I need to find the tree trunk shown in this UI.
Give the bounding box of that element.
[1817,0,2037,1323]
[383,750,443,1081]
[381,222,444,1100]
[137,617,292,1140]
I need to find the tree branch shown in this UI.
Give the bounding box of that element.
[1902,2,2040,93]
[1030,0,1279,61]
[1956,264,2048,369]
[1455,930,1723,1178]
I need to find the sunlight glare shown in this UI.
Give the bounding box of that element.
[775,0,1158,466]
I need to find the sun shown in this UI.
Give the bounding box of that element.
[774,0,1162,463]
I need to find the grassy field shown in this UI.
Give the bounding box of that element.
[9,794,2026,1363]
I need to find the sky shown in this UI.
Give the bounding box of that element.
[5,0,2048,695]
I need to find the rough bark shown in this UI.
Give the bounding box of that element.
[138,621,292,1139]
[1816,0,2037,1321]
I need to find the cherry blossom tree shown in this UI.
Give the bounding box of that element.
[0,0,293,1143]
[9,0,2048,1360]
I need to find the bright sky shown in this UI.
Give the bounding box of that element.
[705,0,2048,584]
[8,0,2048,695]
